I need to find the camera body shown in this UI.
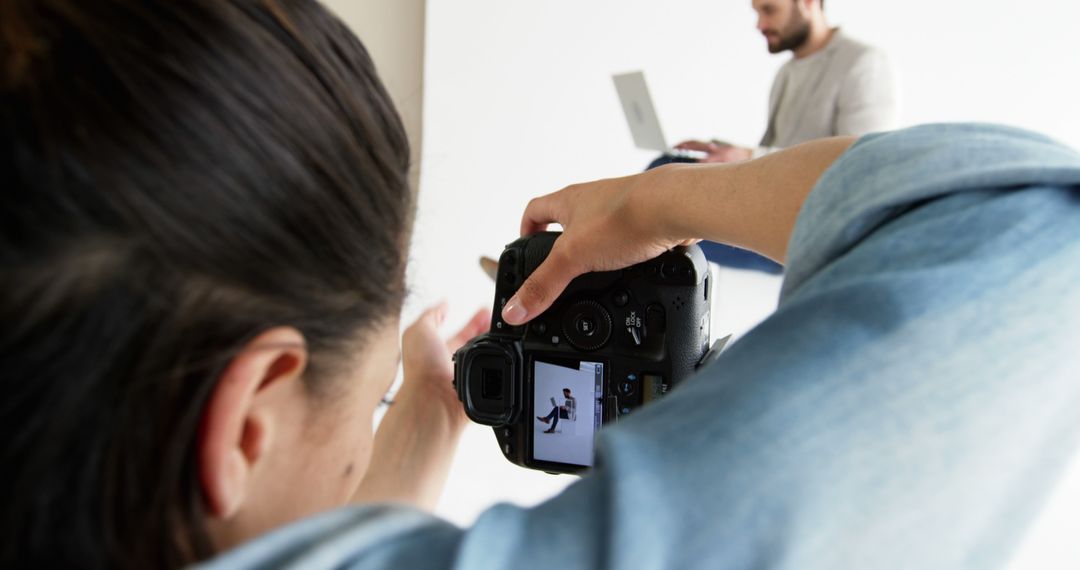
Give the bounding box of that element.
[453,232,712,474]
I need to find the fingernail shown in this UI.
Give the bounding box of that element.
[502,297,527,325]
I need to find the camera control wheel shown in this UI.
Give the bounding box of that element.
[562,300,613,351]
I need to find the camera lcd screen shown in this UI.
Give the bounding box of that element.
[531,358,604,467]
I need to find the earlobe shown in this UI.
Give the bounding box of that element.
[197,327,307,520]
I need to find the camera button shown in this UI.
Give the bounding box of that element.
[531,321,547,335]
[647,304,666,330]
[576,316,597,336]
[619,381,634,396]
[562,300,613,351]
[613,291,630,307]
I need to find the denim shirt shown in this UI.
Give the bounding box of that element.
[198,124,1080,569]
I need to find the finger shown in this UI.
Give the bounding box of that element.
[446,308,492,352]
[501,243,580,325]
[520,193,563,237]
[432,300,448,328]
[466,307,492,335]
[403,301,448,344]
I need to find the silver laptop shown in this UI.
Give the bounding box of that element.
[612,71,705,160]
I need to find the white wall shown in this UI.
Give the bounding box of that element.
[833,0,1080,146]
[413,0,1080,526]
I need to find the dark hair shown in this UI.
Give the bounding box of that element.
[0,0,412,567]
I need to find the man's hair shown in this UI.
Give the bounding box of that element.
[0,0,412,567]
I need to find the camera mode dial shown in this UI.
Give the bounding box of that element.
[562,300,613,351]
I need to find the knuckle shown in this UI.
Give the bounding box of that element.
[563,183,585,197]
[519,276,550,306]
[548,243,575,269]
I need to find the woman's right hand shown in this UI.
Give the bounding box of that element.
[501,165,697,325]
[500,136,857,326]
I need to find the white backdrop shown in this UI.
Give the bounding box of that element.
[409,0,1080,528]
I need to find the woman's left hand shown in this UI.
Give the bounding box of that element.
[398,302,490,425]
[353,302,489,510]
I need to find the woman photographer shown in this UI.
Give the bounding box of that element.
[4,1,1079,569]
[1,0,486,565]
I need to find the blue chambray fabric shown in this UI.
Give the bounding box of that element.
[196,124,1080,570]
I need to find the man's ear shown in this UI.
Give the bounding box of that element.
[198,327,308,520]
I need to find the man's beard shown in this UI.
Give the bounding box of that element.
[768,13,811,54]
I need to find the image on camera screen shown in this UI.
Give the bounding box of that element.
[532,358,604,467]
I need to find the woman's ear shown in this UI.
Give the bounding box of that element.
[198,327,308,520]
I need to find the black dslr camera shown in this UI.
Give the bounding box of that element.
[453,232,714,474]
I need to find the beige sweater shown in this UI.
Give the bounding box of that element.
[752,29,898,157]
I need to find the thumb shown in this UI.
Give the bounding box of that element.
[501,246,579,325]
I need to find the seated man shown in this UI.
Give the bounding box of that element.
[537,388,576,433]
[651,0,898,274]
[668,0,898,162]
